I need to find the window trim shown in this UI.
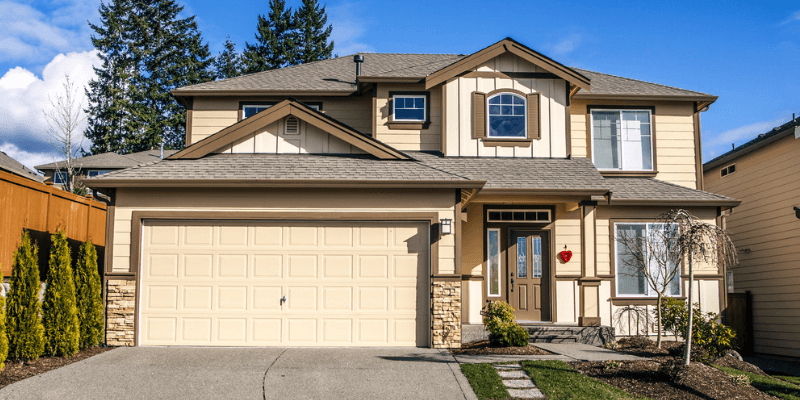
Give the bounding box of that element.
[486,228,501,297]
[388,91,431,129]
[720,164,736,177]
[391,94,426,122]
[486,91,527,139]
[487,209,552,223]
[612,221,683,299]
[587,105,658,176]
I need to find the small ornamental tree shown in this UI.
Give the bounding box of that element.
[42,230,80,357]
[6,231,45,361]
[0,267,9,370]
[75,241,104,349]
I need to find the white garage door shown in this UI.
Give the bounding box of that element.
[138,220,430,347]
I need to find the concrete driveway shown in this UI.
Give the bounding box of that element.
[0,347,477,400]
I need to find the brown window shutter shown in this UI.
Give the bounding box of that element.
[527,92,541,139]
[472,91,486,139]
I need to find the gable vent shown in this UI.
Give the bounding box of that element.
[285,116,300,135]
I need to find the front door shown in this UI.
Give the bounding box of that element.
[508,230,550,322]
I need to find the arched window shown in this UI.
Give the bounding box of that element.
[487,93,526,138]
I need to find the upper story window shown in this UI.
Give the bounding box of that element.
[720,164,736,177]
[242,103,320,119]
[488,93,526,138]
[615,222,681,297]
[393,95,426,122]
[86,170,112,178]
[591,109,653,171]
[53,171,67,184]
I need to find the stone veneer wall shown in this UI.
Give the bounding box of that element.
[432,280,462,348]
[106,279,136,346]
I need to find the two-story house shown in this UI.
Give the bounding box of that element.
[86,38,738,348]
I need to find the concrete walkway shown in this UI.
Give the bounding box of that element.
[453,343,644,364]
[0,347,478,400]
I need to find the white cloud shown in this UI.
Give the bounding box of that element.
[0,143,57,173]
[779,11,800,25]
[703,116,791,159]
[0,0,100,63]
[0,50,100,163]
[328,2,375,56]
[546,33,582,56]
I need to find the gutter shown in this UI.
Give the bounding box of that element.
[609,199,741,208]
[84,179,487,190]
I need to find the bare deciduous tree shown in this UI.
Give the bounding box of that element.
[616,222,682,348]
[44,75,87,195]
[659,209,737,365]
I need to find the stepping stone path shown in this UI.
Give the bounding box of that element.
[494,363,545,399]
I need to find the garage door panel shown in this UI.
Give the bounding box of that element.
[140,221,429,347]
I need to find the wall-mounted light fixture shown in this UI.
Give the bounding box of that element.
[794,207,800,219]
[440,218,452,235]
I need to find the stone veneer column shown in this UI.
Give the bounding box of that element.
[106,279,136,346]
[431,280,462,348]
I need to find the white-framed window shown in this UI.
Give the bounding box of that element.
[487,228,501,297]
[487,92,526,138]
[86,170,112,177]
[53,171,67,184]
[392,95,426,122]
[591,109,653,171]
[614,222,681,297]
[243,103,320,119]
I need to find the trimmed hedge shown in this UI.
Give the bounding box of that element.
[75,241,104,349]
[6,231,45,361]
[42,230,80,357]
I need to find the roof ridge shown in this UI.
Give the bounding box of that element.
[573,67,712,96]
[703,116,800,167]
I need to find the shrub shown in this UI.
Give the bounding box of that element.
[42,230,80,357]
[0,268,8,369]
[6,231,45,361]
[482,301,528,347]
[75,241,104,349]
[658,298,735,361]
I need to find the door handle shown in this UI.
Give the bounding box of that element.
[280,295,287,305]
[510,278,514,292]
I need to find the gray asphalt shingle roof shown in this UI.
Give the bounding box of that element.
[174,54,710,99]
[35,149,178,170]
[605,177,737,203]
[0,151,43,182]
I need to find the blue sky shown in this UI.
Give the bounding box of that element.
[1,0,798,170]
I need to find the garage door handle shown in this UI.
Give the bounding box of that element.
[280,296,287,305]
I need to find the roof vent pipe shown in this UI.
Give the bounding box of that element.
[354,54,364,76]
[160,140,164,159]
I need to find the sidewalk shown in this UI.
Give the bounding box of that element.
[453,343,644,364]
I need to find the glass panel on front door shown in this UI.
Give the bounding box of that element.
[516,236,527,278]
[532,237,542,278]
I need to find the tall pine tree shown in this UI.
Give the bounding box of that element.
[292,0,333,65]
[85,0,214,154]
[214,36,243,80]
[241,0,295,74]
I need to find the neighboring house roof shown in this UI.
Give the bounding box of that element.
[703,116,800,171]
[171,38,712,101]
[410,152,607,194]
[170,99,410,161]
[35,149,178,171]
[605,177,739,206]
[85,153,483,189]
[0,151,43,182]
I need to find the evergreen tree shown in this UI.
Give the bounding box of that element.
[241,0,295,73]
[75,241,104,349]
[42,231,79,357]
[6,231,44,361]
[214,36,243,80]
[85,0,215,154]
[0,268,9,370]
[292,0,333,65]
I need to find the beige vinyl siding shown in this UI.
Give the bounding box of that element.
[444,53,568,158]
[375,83,441,151]
[189,96,373,146]
[704,133,800,357]
[570,100,698,188]
[111,188,456,275]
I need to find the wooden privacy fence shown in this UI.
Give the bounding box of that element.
[0,170,107,277]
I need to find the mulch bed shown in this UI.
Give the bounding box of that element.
[450,340,553,355]
[0,346,115,389]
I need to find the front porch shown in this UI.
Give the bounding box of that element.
[462,323,615,347]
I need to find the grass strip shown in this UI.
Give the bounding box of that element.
[521,360,646,400]
[715,366,800,400]
[778,376,800,386]
[460,363,510,400]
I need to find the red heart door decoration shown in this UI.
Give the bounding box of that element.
[559,250,572,263]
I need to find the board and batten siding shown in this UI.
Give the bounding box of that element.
[570,99,698,189]
[217,117,361,155]
[444,53,568,158]
[189,96,373,145]
[375,83,441,151]
[704,133,800,357]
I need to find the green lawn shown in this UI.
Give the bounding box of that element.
[715,366,800,400]
[521,360,647,400]
[460,363,509,400]
[778,376,800,386]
